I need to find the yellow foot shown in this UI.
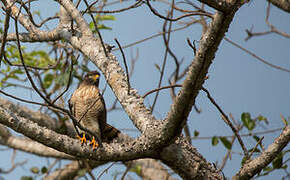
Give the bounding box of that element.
[77,133,87,144]
[89,136,99,149]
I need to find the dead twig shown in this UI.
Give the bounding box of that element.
[201,87,249,158]
[115,38,131,95]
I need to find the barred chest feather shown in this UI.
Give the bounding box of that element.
[70,84,106,121]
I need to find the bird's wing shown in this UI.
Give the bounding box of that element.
[68,98,74,115]
[68,97,81,136]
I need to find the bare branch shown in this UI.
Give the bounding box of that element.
[83,0,143,14]
[196,0,236,12]
[0,104,159,161]
[202,87,248,157]
[115,38,131,95]
[233,126,290,180]
[224,37,290,73]
[268,0,290,12]
[162,9,240,146]
[0,134,73,159]
[145,0,212,20]
[2,0,62,42]
[0,4,11,66]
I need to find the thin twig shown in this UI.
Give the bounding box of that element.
[186,38,197,55]
[115,38,130,95]
[224,37,290,73]
[83,0,108,58]
[120,163,132,180]
[201,87,249,158]
[151,6,174,112]
[145,0,212,21]
[143,84,182,98]
[0,5,11,66]
[219,135,235,171]
[265,2,290,38]
[51,54,77,104]
[83,0,143,14]
[97,162,117,180]
[191,128,283,140]
[112,22,196,51]
[248,136,264,158]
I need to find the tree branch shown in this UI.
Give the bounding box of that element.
[161,7,241,146]
[0,105,158,162]
[268,0,290,12]
[0,98,176,180]
[0,132,73,159]
[161,137,223,179]
[196,0,235,13]
[233,126,290,180]
[1,0,61,42]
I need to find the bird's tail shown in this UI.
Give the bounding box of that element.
[102,123,120,142]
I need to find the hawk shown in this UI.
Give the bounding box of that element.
[69,71,119,149]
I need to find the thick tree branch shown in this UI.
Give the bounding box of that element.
[54,1,235,178]
[44,158,178,180]
[0,98,177,180]
[0,132,73,159]
[161,137,223,179]
[161,7,241,145]
[233,126,290,180]
[43,161,84,180]
[1,0,61,42]
[0,105,159,161]
[196,0,235,12]
[0,31,61,42]
[268,0,290,12]
[43,161,104,180]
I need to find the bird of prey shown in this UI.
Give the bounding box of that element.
[69,71,119,149]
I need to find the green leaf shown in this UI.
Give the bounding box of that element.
[211,136,219,146]
[97,24,112,30]
[55,71,71,87]
[193,130,199,137]
[20,176,34,180]
[89,22,112,32]
[280,115,289,126]
[253,135,260,142]
[257,115,268,124]
[96,15,116,21]
[241,112,255,131]
[77,168,87,177]
[272,152,283,169]
[33,11,40,16]
[263,166,272,172]
[41,166,48,174]
[130,165,142,176]
[154,64,161,72]
[43,73,54,89]
[281,164,288,169]
[30,167,39,174]
[219,137,232,150]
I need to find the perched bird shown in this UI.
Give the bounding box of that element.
[69,71,119,149]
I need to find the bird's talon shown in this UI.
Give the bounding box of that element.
[77,133,87,144]
[90,137,99,149]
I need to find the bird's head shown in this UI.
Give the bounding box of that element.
[84,71,100,86]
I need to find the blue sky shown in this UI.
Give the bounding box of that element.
[0,0,289,179]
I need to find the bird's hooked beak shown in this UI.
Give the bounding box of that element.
[92,74,100,82]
